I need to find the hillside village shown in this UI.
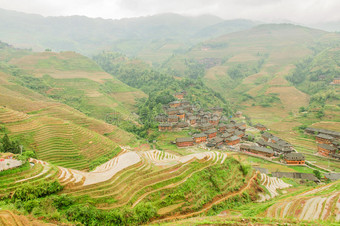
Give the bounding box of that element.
[0,6,340,224]
[155,91,340,167]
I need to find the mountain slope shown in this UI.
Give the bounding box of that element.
[164,24,340,108]
[0,42,145,170]
[0,8,258,64]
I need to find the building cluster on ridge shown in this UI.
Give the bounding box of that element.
[155,91,306,165]
[305,127,340,159]
[241,132,305,165]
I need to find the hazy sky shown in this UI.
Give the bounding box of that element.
[0,0,339,24]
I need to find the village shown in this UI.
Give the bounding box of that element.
[155,91,340,168]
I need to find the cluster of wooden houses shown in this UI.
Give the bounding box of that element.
[157,101,225,132]
[156,91,250,149]
[305,127,340,159]
[175,119,247,148]
[238,132,305,165]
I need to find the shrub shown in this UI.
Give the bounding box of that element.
[12,181,63,201]
[239,163,251,176]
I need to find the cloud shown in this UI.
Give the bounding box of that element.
[0,0,339,24]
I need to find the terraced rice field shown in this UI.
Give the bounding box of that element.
[266,181,340,222]
[258,173,292,202]
[0,160,59,198]
[0,210,55,226]
[60,150,236,211]
[1,107,120,170]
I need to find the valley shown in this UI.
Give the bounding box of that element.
[0,8,339,226]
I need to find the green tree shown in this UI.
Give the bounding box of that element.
[313,170,322,180]
[1,134,11,153]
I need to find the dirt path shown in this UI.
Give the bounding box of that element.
[151,172,258,224]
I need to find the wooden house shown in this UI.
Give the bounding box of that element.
[221,132,232,139]
[175,122,189,129]
[193,133,207,143]
[176,137,194,147]
[218,123,227,132]
[331,78,340,84]
[226,128,235,134]
[256,139,292,155]
[317,144,337,157]
[209,116,220,126]
[167,108,179,116]
[284,153,305,165]
[177,110,186,120]
[235,122,246,131]
[225,136,240,146]
[255,123,267,131]
[199,123,213,132]
[330,153,340,160]
[155,114,168,123]
[168,115,179,123]
[234,130,245,138]
[158,123,172,132]
[181,100,190,106]
[262,132,273,142]
[304,127,318,135]
[169,101,181,108]
[207,137,224,147]
[324,173,340,181]
[316,134,334,144]
[205,129,217,139]
[305,127,340,139]
[188,116,197,125]
[240,145,274,158]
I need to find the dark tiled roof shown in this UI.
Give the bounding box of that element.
[262,132,273,138]
[234,130,244,136]
[159,123,172,127]
[205,129,217,134]
[221,132,231,138]
[284,153,305,161]
[256,139,267,146]
[305,127,340,137]
[176,137,194,143]
[317,133,334,140]
[168,115,178,119]
[324,173,340,181]
[193,133,207,138]
[227,136,240,141]
[318,143,337,151]
[250,146,274,154]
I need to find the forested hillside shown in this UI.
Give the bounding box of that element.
[94,51,234,138]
